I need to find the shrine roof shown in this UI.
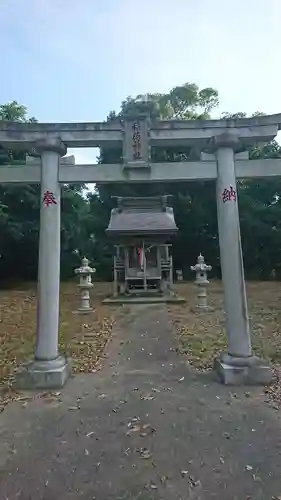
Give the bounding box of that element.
[106,196,178,236]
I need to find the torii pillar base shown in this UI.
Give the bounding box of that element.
[214,353,272,386]
[16,356,71,390]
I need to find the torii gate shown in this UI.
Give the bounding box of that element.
[1,112,281,388]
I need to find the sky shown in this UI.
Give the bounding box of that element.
[0,0,281,164]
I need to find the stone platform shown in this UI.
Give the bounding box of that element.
[102,294,186,305]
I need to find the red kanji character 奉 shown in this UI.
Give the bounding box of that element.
[43,190,57,207]
[222,185,237,203]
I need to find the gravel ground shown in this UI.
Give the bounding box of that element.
[0,303,281,499]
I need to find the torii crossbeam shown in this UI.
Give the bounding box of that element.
[1,111,280,388]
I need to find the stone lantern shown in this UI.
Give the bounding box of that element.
[190,254,212,311]
[75,257,95,313]
[176,269,183,282]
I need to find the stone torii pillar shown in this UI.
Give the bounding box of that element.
[212,132,271,385]
[17,138,70,389]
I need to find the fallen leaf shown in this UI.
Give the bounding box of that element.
[126,425,141,435]
[141,395,155,401]
[140,449,151,459]
[188,475,201,487]
[245,465,253,471]
[181,470,189,477]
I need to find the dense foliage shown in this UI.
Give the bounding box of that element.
[1,85,281,283]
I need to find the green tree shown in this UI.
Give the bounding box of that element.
[96,83,220,279]
[96,87,281,280]
[0,101,89,281]
[222,112,281,277]
[1,91,281,283]
[0,101,36,123]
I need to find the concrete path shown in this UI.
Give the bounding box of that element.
[0,304,281,499]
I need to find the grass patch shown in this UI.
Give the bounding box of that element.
[0,282,118,409]
[169,281,281,370]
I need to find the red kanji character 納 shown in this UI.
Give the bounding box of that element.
[222,185,236,203]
